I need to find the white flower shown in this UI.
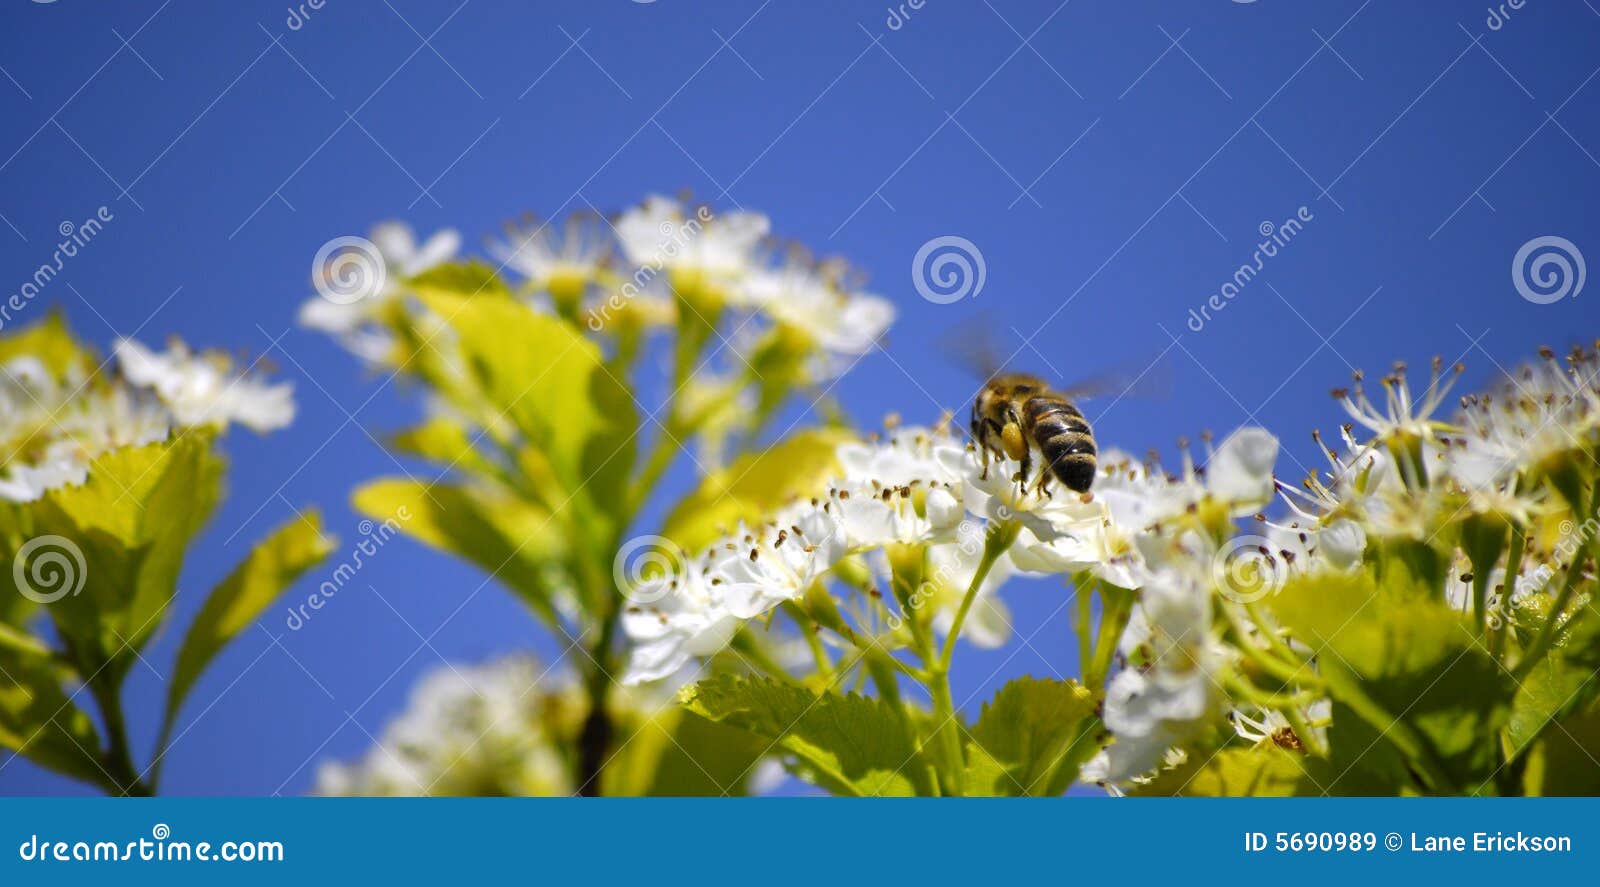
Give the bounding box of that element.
[490,213,610,295]
[1097,569,1229,783]
[315,656,573,797]
[1231,698,1329,750]
[1448,346,1600,490]
[1335,357,1462,448]
[739,260,895,367]
[300,221,460,361]
[614,195,769,284]
[115,338,294,432]
[0,455,88,502]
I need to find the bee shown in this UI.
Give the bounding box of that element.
[949,318,1165,498]
[971,373,1096,496]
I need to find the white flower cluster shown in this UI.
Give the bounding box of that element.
[302,198,896,379]
[621,424,1283,689]
[0,338,294,502]
[315,657,576,797]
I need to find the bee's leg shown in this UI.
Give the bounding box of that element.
[1034,469,1052,499]
[1017,445,1032,497]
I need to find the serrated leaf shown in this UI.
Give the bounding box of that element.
[0,647,107,789]
[352,478,566,622]
[963,677,1099,796]
[1266,571,1514,792]
[28,435,222,659]
[162,510,334,739]
[680,675,929,796]
[662,429,851,553]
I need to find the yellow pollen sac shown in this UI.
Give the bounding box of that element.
[1001,423,1028,461]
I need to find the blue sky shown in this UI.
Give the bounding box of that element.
[1,0,1597,795]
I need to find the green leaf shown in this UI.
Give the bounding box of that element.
[680,675,929,796]
[162,510,334,738]
[1266,570,1514,792]
[1519,701,1600,796]
[407,260,514,301]
[28,435,222,659]
[0,647,107,789]
[417,292,607,480]
[662,429,851,553]
[1132,747,1333,797]
[352,478,567,622]
[390,417,499,478]
[602,706,771,797]
[962,677,1100,796]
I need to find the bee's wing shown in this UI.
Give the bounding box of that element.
[938,313,1018,380]
[1058,356,1174,403]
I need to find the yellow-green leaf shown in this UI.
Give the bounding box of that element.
[1132,747,1332,797]
[163,510,334,734]
[0,311,94,377]
[0,647,106,789]
[352,477,566,621]
[1266,571,1513,792]
[407,260,513,301]
[680,675,929,796]
[29,434,222,658]
[963,677,1100,796]
[662,428,851,553]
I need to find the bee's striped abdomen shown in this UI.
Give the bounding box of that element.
[1023,395,1096,492]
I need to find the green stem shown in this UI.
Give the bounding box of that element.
[87,675,151,797]
[1512,537,1592,682]
[1085,583,1135,690]
[926,523,1017,795]
[1493,524,1527,661]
